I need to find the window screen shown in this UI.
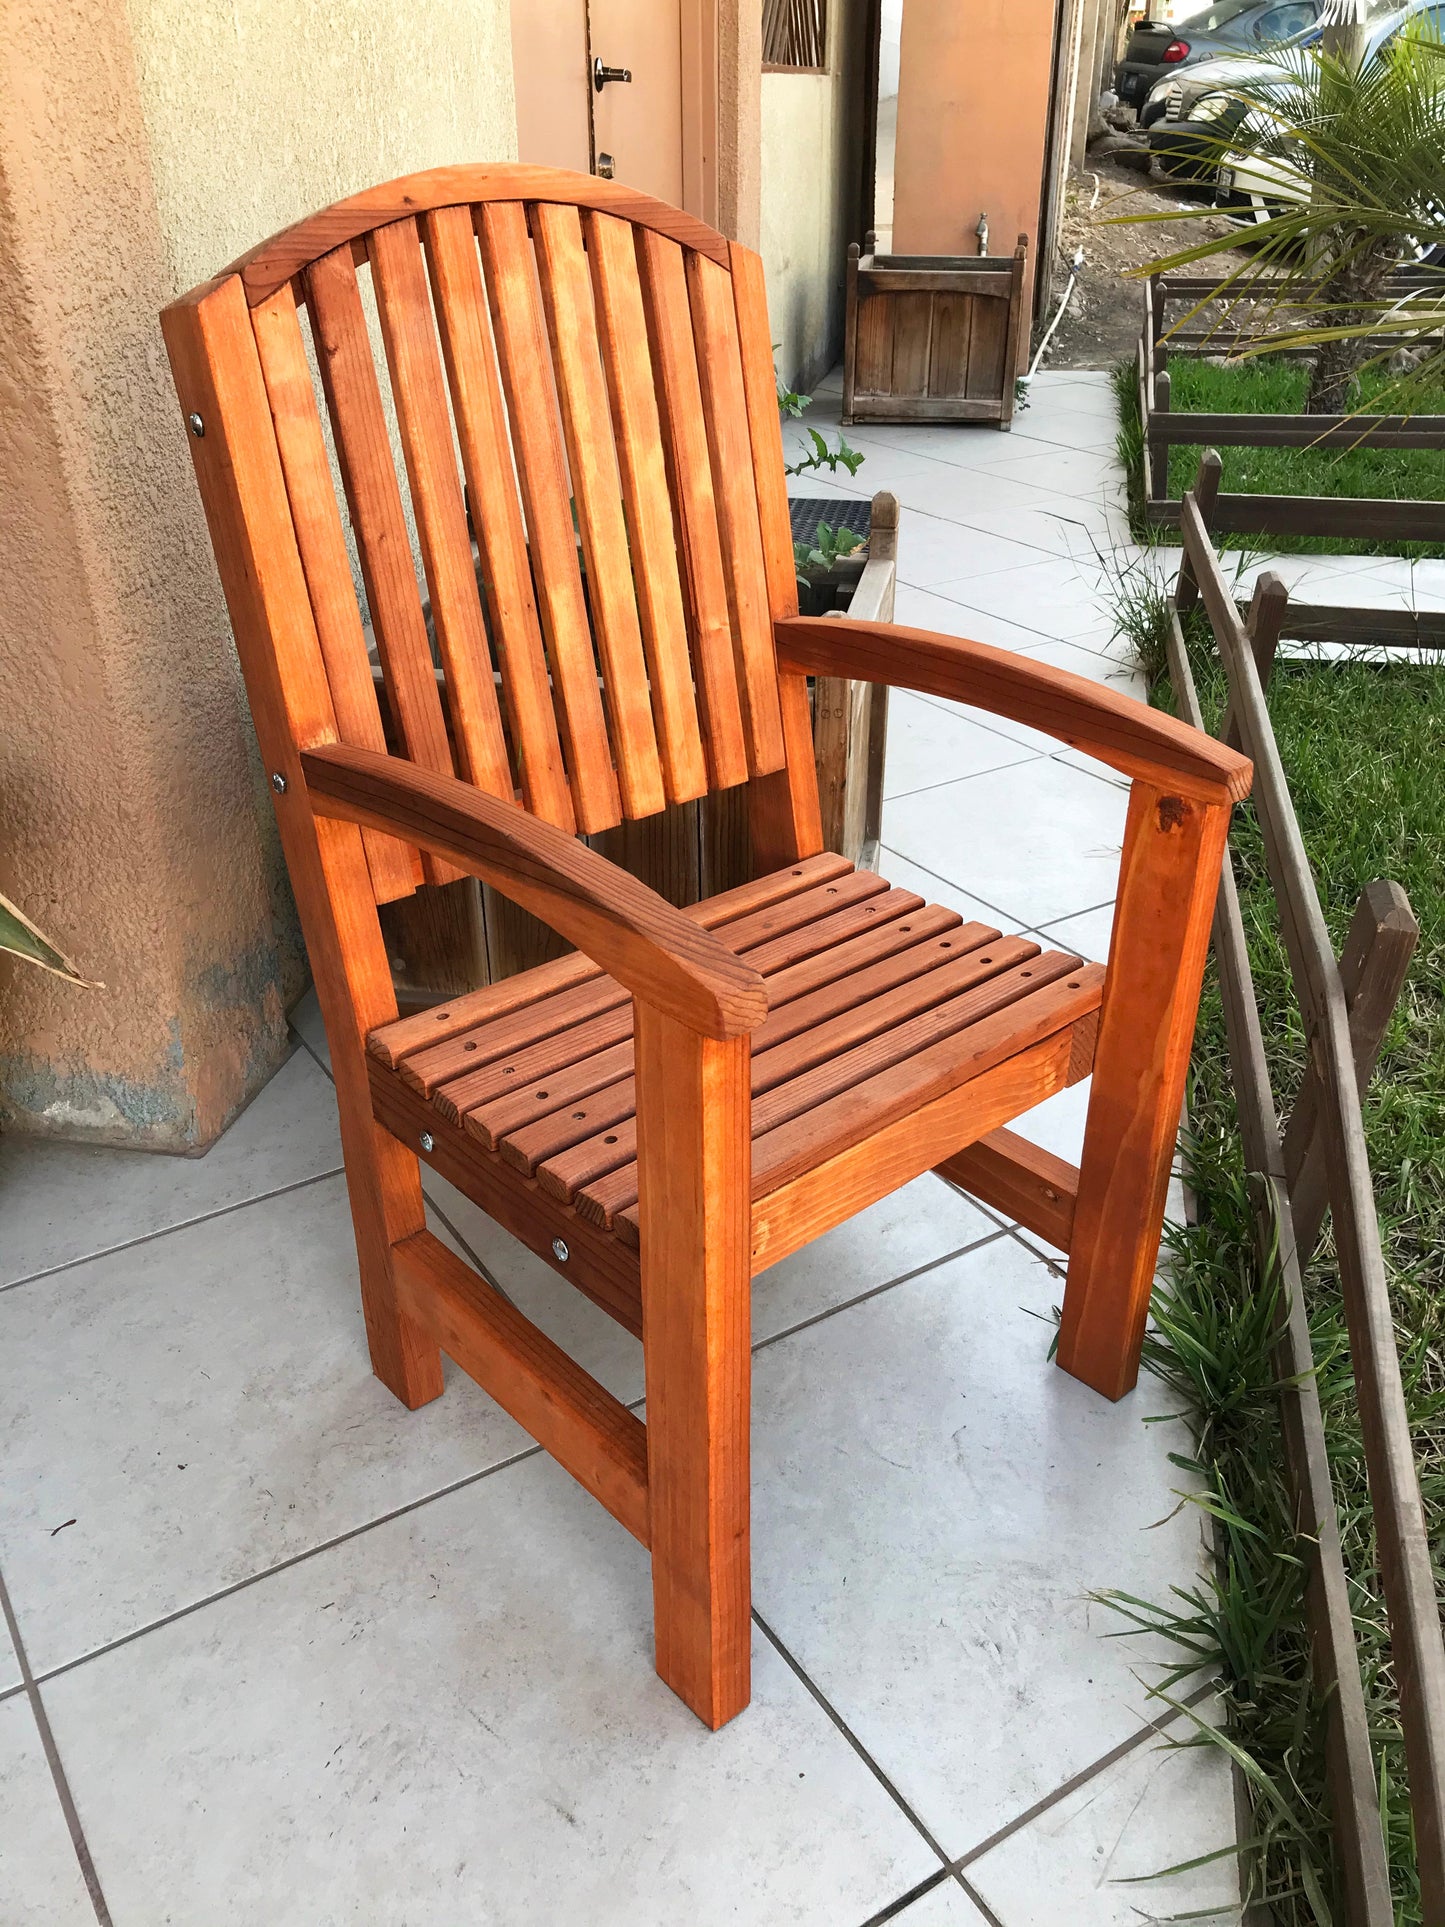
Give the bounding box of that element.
[763,0,828,71]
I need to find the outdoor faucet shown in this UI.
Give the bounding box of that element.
[975,212,989,256]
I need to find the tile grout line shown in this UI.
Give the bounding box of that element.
[752,1608,955,1871]
[950,1678,1219,1875]
[751,1228,1012,1357]
[19,1219,1000,1694]
[27,1440,547,1692]
[952,1869,1007,1926]
[0,1567,113,1925]
[0,1163,348,1296]
[855,1868,954,1927]
[879,845,1116,941]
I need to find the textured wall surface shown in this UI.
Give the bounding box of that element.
[760,18,864,393]
[0,0,515,1151]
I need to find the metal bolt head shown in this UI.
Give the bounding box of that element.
[187,412,205,438]
[419,1132,434,1153]
[551,1237,570,1263]
[270,772,287,794]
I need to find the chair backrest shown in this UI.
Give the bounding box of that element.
[180,166,802,904]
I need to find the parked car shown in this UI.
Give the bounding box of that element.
[1158,0,1445,192]
[1116,0,1322,116]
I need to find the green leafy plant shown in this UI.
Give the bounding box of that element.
[0,892,96,987]
[776,355,866,481]
[1112,24,1445,412]
[793,519,867,572]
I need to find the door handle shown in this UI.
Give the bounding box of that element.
[593,56,632,90]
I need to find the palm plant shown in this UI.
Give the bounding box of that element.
[0,892,96,987]
[1117,22,1445,412]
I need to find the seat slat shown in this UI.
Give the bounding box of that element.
[421,205,574,830]
[587,211,709,806]
[368,853,852,1068]
[532,203,665,821]
[305,242,462,884]
[250,282,418,903]
[686,251,786,774]
[402,866,888,1098]
[483,895,960,1164]
[572,950,1093,1228]
[476,201,622,832]
[368,217,513,802]
[637,229,749,790]
[440,883,932,1134]
[507,1074,636,1180]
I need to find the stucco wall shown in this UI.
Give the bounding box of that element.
[759,19,863,394]
[0,0,516,1151]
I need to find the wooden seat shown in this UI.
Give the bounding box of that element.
[163,164,1250,1733]
[368,857,1105,1311]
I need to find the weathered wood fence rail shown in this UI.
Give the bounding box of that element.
[1166,455,1445,1924]
[1138,273,1445,542]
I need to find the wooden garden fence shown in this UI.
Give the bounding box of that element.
[1166,459,1445,1924]
[1138,272,1445,542]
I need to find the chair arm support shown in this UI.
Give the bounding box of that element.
[301,744,767,1040]
[775,615,1251,806]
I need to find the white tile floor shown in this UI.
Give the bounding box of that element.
[0,370,1252,1926]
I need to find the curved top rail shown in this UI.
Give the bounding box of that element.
[197,165,732,307]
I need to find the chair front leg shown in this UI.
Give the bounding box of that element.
[1058,780,1233,1401]
[635,1004,753,1729]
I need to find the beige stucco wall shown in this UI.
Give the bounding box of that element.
[759,19,863,394]
[0,0,516,1151]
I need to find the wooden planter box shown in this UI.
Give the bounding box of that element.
[1137,271,1445,543]
[842,237,1028,428]
[378,493,900,1008]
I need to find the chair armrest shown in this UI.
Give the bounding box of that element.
[301,743,767,1040]
[775,615,1251,805]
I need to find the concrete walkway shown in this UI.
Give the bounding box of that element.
[0,370,1246,1925]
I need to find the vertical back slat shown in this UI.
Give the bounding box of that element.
[587,212,709,807]
[305,242,461,884]
[421,205,575,833]
[686,251,786,773]
[729,242,800,629]
[531,202,665,820]
[476,201,622,833]
[367,217,512,801]
[251,282,419,903]
[637,228,750,791]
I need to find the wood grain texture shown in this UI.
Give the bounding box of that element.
[162,273,443,1408]
[936,1128,1080,1251]
[304,243,462,884]
[587,210,709,804]
[394,1228,648,1543]
[776,615,1251,804]
[686,250,786,774]
[421,204,574,830]
[214,165,733,304]
[637,228,750,789]
[749,1030,1084,1273]
[477,200,622,832]
[532,202,665,819]
[636,1008,752,1728]
[369,854,852,1068]
[305,743,767,1039]
[368,217,512,799]
[249,282,417,902]
[1059,782,1233,1400]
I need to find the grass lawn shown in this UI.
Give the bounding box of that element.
[1114,356,1445,558]
[1102,567,1445,1920]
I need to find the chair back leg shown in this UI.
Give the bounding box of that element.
[636,1007,753,1728]
[1058,781,1232,1401]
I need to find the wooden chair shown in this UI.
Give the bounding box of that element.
[162,166,1250,1730]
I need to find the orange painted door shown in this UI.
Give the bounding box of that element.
[589,0,685,204]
